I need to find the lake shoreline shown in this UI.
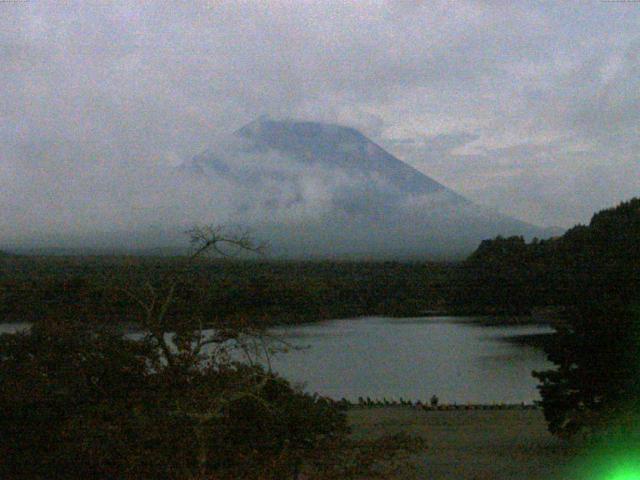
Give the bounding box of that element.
[0,316,552,406]
[341,400,540,410]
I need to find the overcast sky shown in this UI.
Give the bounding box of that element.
[1,0,638,238]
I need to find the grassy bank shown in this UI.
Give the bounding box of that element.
[349,407,578,480]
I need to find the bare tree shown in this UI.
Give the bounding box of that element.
[186,224,266,260]
[115,224,269,366]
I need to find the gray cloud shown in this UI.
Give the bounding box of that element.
[0,1,639,248]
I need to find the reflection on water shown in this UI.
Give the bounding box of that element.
[267,316,553,404]
[0,316,553,404]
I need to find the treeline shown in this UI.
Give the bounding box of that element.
[0,258,452,325]
[451,197,640,438]
[452,198,640,314]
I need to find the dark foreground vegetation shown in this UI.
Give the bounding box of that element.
[0,319,424,479]
[0,229,425,479]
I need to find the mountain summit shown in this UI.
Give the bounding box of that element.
[185,118,553,258]
[235,118,461,199]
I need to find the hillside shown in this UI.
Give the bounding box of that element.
[453,197,640,313]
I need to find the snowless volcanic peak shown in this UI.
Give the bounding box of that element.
[183,118,549,259]
[234,118,452,197]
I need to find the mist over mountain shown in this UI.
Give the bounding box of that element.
[178,118,556,259]
[3,117,559,258]
[1,3,637,258]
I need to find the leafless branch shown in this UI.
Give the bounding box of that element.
[112,224,274,370]
[186,224,267,261]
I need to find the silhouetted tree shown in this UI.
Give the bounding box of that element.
[529,198,640,437]
[533,302,640,438]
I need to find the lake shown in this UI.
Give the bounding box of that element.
[0,316,554,404]
[267,317,553,404]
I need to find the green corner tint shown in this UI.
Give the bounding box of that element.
[567,436,640,480]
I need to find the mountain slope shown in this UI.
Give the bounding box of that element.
[236,118,457,197]
[183,118,554,258]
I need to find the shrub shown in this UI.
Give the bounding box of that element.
[0,319,350,479]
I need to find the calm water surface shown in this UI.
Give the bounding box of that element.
[0,317,553,404]
[268,316,553,404]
